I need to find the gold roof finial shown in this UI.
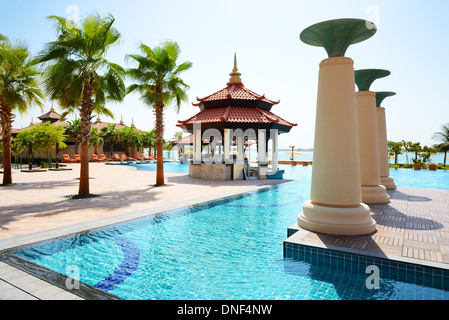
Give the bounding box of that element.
[229,53,242,84]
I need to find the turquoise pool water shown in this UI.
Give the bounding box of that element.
[131,162,449,191]
[9,165,449,300]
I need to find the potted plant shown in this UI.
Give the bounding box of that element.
[429,163,437,171]
[412,158,422,170]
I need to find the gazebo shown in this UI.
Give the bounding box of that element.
[176,55,297,180]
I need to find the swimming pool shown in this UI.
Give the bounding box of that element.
[4,165,449,300]
[131,162,449,191]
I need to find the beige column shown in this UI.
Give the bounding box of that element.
[297,57,376,236]
[377,107,397,189]
[356,91,390,203]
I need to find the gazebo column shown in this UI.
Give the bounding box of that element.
[224,129,232,164]
[297,19,377,236]
[236,134,244,164]
[270,129,279,175]
[193,124,202,164]
[376,92,397,190]
[258,129,267,179]
[354,69,390,204]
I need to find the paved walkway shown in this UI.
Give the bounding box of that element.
[286,187,449,270]
[0,162,286,300]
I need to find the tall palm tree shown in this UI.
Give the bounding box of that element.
[433,123,449,166]
[289,145,295,161]
[119,126,142,156]
[388,141,403,165]
[101,123,120,157]
[89,126,104,155]
[64,119,81,154]
[37,13,126,197]
[142,129,157,155]
[164,139,175,160]
[126,41,192,185]
[0,40,45,185]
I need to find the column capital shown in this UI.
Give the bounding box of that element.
[320,57,354,68]
[300,18,377,58]
[356,91,376,97]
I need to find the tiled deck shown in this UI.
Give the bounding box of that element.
[286,187,449,270]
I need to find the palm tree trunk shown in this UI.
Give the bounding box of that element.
[445,151,447,167]
[155,103,164,186]
[78,80,95,197]
[0,102,14,185]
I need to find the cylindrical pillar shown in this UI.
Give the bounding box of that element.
[375,91,397,190]
[356,91,390,203]
[377,106,397,189]
[298,57,376,235]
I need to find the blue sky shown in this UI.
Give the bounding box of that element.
[2,0,449,149]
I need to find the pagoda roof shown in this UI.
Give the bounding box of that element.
[177,106,297,128]
[193,84,280,107]
[91,119,129,131]
[178,55,297,134]
[38,109,64,121]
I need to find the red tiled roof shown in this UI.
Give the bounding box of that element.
[193,84,280,106]
[172,134,193,145]
[177,106,297,127]
[38,110,64,121]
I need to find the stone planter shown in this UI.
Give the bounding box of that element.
[429,164,437,171]
[414,164,422,170]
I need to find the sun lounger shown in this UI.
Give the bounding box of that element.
[133,153,144,161]
[74,154,81,162]
[100,154,114,161]
[113,154,121,161]
[150,153,167,161]
[140,153,152,161]
[122,154,136,161]
[91,154,103,162]
[63,154,76,163]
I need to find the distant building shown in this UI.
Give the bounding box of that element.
[6,108,135,162]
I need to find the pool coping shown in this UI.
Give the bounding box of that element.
[0,179,288,300]
[284,224,449,272]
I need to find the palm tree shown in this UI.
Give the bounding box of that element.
[101,123,120,157]
[126,41,192,186]
[388,141,403,165]
[89,127,104,155]
[64,119,81,154]
[119,126,142,156]
[164,139,175,160]
[0,39,45,185]
[433,123,449,166]
[37,13,126,197]
[289,145,295,161]
[142,130,157,155]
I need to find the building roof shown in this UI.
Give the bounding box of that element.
[177,106,297,127]
[193,84,280,107]
[179,55,297,134]
[38,109,64,122]
[91,118,129,131]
